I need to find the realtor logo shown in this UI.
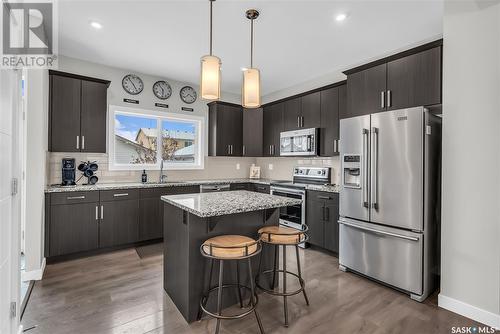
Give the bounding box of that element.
[1,1,58,68]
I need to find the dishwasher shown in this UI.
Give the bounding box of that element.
[200,184,231,193]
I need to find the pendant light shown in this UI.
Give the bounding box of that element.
[242,9,261,108]
[200,0,221,100]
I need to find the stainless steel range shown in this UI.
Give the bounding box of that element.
[271,167,331,231]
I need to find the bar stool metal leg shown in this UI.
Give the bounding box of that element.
[295,245,309,306]
[272,244,278,289]
[198,258,214,321]
[236,261,244,308]
[282,245,288,327]
[215,260,224,334]
[247,258,265,334]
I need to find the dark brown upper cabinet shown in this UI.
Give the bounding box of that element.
[208,101,243,156]
[283,97,301,131]
[300,91,321,128]
[263,102,284,157]
[344,41,442,119]
[49,70,110,153]
[319,86,340,156]
[242,108,263,157]
[386,46,441,110]
[346,63,387,118]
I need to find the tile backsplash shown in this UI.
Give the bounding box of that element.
[47,153,340,185]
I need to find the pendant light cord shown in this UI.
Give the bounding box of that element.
[250,18,254,68]
[209,0,213,56]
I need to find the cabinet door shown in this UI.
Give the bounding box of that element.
[139,196,163,241]
[305,198,324,247]
[323,195,339,253]
[100,199,139,248]
[301,91,321,128]
[263,103,283,157]
[242,107,263,156]
[49,202,99,256]
[216,105,232,156]
[80,80,108,153]
[271,102,284,156]
[227,104,243,156]
[283,97,301,131]
[50,75,81,152]
[346,63,387,118]
[387,47,441,110]
[319,87,339,157]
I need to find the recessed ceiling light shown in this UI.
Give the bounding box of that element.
[90,21,102,29]
[336,13,347,22]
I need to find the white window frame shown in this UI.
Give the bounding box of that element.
[108,104,205,171]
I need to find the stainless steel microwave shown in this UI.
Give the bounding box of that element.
[280,128,318,156]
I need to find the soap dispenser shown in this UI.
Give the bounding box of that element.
[141,169,147,183]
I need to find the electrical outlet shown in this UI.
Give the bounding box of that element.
[236,163,240,170]
[268,164,273,170]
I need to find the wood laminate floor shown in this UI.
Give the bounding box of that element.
[22,244,484,334]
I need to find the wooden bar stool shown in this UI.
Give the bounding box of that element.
[255,225,309,327]
[198,235,265,334]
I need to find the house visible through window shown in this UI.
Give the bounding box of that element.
[109,105,204,170]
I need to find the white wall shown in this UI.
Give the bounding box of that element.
[24,70,49,277]
[439,0,500,328]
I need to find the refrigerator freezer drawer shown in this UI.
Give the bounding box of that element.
[339,217,423,295]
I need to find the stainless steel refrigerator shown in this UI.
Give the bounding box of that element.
[339,106,441,302]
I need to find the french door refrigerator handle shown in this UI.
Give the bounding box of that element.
[338,220,419,242]
[371,127,379,210]
[362,128,369,208]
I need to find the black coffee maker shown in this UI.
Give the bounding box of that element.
[61,158,76,186]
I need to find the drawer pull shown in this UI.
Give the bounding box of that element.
[67,196,85,200]
[113,193,129,197]
[317,196,331,200]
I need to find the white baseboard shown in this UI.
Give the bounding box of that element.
[439,293,500,329]
[21,257,46,281]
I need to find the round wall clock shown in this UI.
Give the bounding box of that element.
[153,80,172,100]
[180,86,197,104]
[122,74,144,95]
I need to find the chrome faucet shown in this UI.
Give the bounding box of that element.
[159,160,167,183]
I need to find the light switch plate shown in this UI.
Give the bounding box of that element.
[236,163,240,170]
[268,164,273,170]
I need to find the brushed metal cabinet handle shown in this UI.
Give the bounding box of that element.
[95,206,98,220]
[67,195,85,200]
[301,116,304,128]
[101,205,104,220]
[317,195,331,200]
[113,193,129,197]
[380,91,385,109]
[387,90,392,108]
[243,145,246,156]
[297,116,300,128]
[76,135,79,150]
[82,135,85,150]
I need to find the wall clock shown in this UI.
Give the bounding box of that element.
[180,86,197,104]
[153,80,172,100]
[122,74,144,95]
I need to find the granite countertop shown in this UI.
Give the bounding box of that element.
[305,184,341,193]
[161,190,303,218]
[45,178,273,193]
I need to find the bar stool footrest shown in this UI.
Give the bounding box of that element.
[200,283,259,320]
[255,269,306,297]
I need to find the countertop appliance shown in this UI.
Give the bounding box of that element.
[338,106,441,302]
[200,183,231,193]
[271,167,332,233]
[280,128,318,156]
[61,158,76,186]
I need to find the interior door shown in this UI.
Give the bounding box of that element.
[339,115,370,222]
[370,107,424,231]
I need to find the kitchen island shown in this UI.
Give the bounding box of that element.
[161,190,302,323]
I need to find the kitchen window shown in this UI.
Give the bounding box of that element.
[108,105,204,170]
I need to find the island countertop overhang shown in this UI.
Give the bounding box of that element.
[161,190,302,218]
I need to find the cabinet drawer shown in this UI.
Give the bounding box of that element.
[50,191,99,205]
[100,189,139,201]
[307,190,338,203]
[252,184,270,194]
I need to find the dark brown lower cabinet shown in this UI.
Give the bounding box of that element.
[49,201,99,256]
[306,191,339,253]
[99,198,139,248]
[251,184,270,194]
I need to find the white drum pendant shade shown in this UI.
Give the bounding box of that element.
[201,55,221,100]
[242,68,261,108]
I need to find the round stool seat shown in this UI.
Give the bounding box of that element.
[258,226,306,245]
[202,235,258,259]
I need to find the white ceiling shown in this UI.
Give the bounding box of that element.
[58,0,443,96]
